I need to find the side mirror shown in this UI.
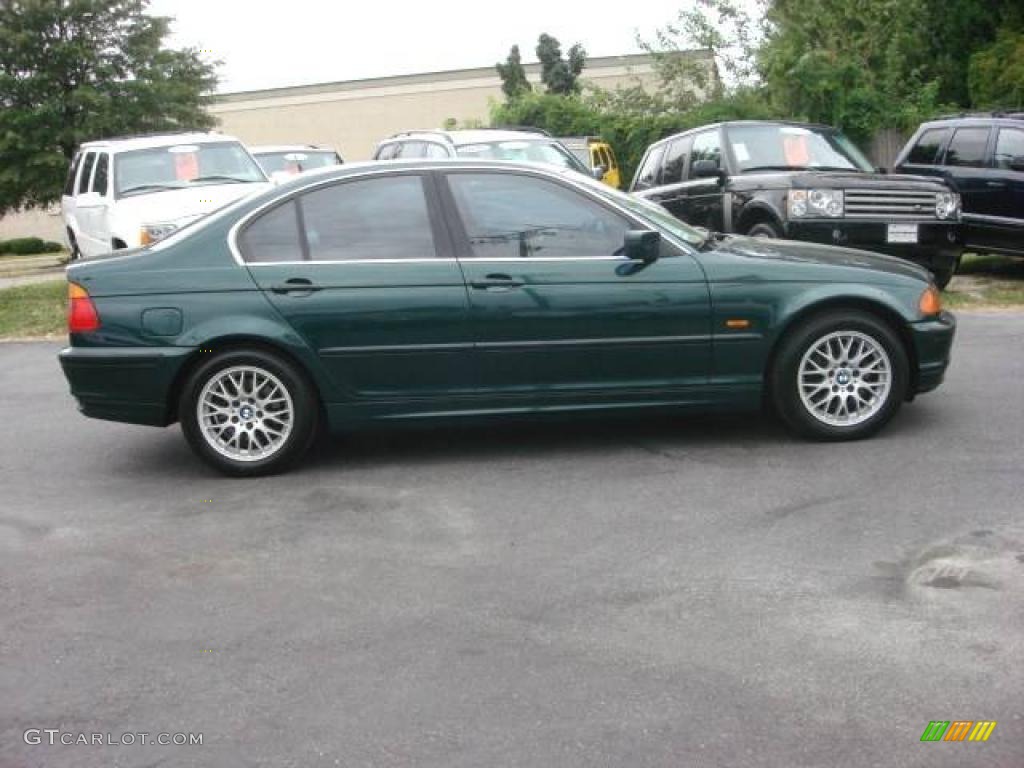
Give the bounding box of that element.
[592,165,607,180]
[1010,156,1024,172]
[624,230,660,263]
[692,159,723,180]
[270,170,293,185]
[75,192,105,208]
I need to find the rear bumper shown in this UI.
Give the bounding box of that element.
[58,345,194,426]
[908,311,956,395]
[786,220,963,270]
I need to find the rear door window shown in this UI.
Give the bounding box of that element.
[994,128,1024,170]
[300,175,436,261]
[943,128,991,167]
[376,143,399,160]
[906,128,951,165]
[77,152,96,194]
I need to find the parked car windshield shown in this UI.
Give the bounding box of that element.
[254,150,341,175]
[114,141,266,197]
[725,124,874,173]
[455,140,589,173]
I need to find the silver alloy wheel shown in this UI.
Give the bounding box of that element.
[797,330,892,427]
[197,365,294,462]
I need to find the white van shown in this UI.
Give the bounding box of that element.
[61,132,270,259]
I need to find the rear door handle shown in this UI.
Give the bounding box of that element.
[270,277,320,295]
[470,273,524,291]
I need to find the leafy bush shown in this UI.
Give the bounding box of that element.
[0,237,64,256]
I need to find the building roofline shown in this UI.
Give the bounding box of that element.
[214,50,711,104]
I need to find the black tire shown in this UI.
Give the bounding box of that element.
[67,231,82,261]
[178,348,319,476]
[930,253,961,291]
[746,220,783,239]
[769,310,909,441]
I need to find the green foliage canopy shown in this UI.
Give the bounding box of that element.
[0,0,218,215]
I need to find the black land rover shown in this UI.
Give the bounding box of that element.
[630,121,964,287]
[894,113,1024,259]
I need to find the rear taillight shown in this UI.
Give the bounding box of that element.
[68,282,100,333]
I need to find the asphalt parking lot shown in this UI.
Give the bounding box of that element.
[2,312,1023,767]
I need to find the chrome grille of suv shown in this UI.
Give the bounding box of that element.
[843,189,937,220]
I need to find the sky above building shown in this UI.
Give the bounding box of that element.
[146,0,687,93]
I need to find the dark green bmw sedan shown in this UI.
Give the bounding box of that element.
[59,160,956,476]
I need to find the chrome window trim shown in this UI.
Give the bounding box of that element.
[226,163,701,267]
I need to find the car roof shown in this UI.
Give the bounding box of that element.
[650,120,837,149]
[79,132,243,153]
[249,145,337,154]
[918,113,1024,128]
[381,129,558,147]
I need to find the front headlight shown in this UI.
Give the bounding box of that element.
[935,192,960,220]
[788,189,843,218]
[140,223,179,246]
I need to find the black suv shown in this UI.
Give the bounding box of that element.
[894,113,1024,259]
[631,121,963,287]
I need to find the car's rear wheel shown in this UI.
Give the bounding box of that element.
[179,349,318,476]
[770,310,909,440]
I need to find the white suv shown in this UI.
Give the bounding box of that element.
[61,132,270,259]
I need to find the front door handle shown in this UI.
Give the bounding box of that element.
[470,274,524,291]
[271,277,320,295]
[985,181,1007,188]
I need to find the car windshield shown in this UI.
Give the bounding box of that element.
[114,141,266,197]
[254,150,341,175]
[455,140,588,173]
[725,124,874,173]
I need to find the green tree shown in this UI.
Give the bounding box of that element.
[0,0,218,215]
[496,44,532,101]
[536,33,586,95]
[968,29,1024,109]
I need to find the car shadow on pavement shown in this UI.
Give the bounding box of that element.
[303,409,787,472]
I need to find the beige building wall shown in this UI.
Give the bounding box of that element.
[0,206,65,243]
[210,53,706,161]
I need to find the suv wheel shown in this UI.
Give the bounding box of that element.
[179,349,318,476]
[746,221,783,239]
[930,253,961,291]
[770,310,909,440]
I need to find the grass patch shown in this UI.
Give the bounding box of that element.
[0,281,66,338]
[944,254,1024,309]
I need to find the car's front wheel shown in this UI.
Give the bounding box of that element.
[770,310,909,440]
[179,349,318,476]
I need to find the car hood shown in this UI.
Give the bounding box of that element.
[782,170,949,192]
[111,182,271,226]
[708,234,932,283]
